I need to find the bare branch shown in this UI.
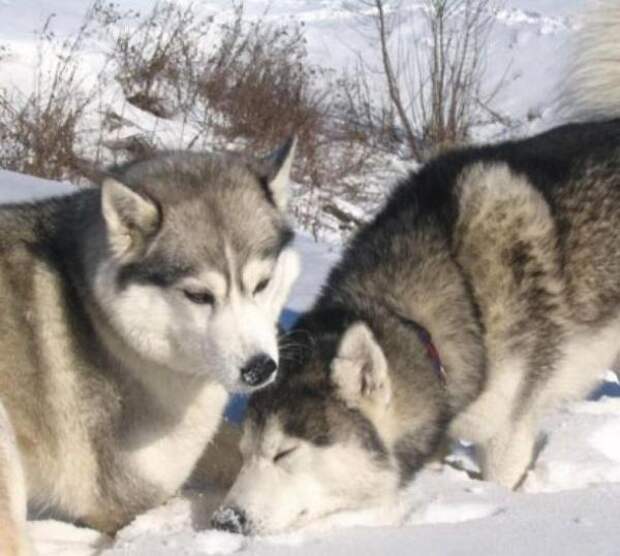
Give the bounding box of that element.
[347,0,507,158]
[374,0,421,158]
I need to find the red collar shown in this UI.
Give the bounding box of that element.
[405,320,448,386]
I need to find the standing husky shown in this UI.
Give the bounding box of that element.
[0,140,300,554]
[213,3,620,535]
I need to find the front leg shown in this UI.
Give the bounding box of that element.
[186,420,243,528]
[189,420,243,491]
[477,415,537,489]
[0,403,32,556]
[448,359,525,445]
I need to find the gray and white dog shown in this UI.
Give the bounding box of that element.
[213,2,620,536]
[0,140,300,554]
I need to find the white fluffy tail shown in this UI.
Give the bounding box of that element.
[562,1,620,121]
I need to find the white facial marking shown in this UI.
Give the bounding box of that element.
[242,258,275,296]
[177,248,297,390]
[202,247,300,393]
[219,418,399,535]
[93,243,299,393]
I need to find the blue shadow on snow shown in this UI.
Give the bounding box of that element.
[589,379,620,401]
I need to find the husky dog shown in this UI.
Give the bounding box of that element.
[0,139,300,554]
[213,3,620,535]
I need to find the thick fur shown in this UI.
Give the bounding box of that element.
[0,403,29,556]
[562,1,620,121]
[215,2,620,535]
[0,142,299,551]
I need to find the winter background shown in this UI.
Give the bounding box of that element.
[3,0,620,554]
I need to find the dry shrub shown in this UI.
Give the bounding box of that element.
[196,3,375,216]
[0,16,89,179]
[332,59,403,154]
[0,0,376,237]
[111,2,210,119]
[112,0,375,223]
[345,0,508,159]
[0,90,86,181]
[0,2,127,180]
[199,9,327,170]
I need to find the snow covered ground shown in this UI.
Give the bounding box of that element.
[2,169,620,555]
[4,0,620,554]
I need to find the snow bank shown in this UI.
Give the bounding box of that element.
[0,169,75,201]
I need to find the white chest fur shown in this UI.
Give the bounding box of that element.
[126,380,229,495]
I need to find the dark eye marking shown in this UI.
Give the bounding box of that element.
[183,290,215,305]
[117,261,195,290]
[253,278,270,295]
[273,446,298,463]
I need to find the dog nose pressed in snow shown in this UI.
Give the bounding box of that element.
[211,506,251,535]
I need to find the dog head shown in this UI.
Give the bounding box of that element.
[88,139,300,393]
[212,318,407,535]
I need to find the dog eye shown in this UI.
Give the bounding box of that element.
[183,290,215,305]
[273,446,298,463]
[253,278,270,296]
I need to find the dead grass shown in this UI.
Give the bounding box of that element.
[0,1,376,235]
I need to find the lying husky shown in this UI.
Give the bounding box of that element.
[0,140,299,554]
[213,3,620,535]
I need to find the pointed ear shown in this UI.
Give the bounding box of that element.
[330,323,391,409]
[259,136,297,211]
[101,178,161,257]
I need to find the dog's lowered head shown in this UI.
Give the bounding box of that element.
[212,316,418,535]
[85,138,300,393]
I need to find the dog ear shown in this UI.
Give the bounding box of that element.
[330,322,391,409]
[101,178,161,257]
[259,136,297,211]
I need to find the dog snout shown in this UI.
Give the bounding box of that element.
[240,354,277,387]
[211,506,250,535]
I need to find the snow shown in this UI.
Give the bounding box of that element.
[0,169,75,201]
[4,0,620,554]
[285,234,340,313]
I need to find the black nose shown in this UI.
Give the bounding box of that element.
[240,354,277,387]
[211,506,250,535]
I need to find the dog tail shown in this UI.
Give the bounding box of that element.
[561,1,620,121]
